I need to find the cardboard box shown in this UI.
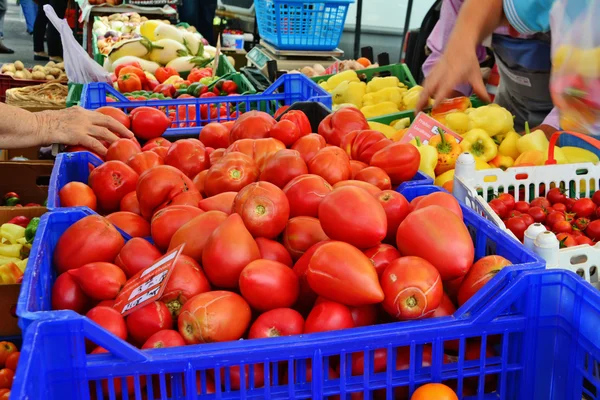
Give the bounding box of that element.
[0,146,55,161]
[0,207,47,337]
[0,161,54,206]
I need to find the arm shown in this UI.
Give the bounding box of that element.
[532,107,560,139]
[0,103,133,155]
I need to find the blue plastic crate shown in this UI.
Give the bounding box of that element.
[80,74,332,138]
[255,0,354,51]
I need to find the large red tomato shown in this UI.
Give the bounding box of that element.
[106,211,150,237]
[349,304,378,327]
[259,149,308,188]
[161,255,211,317]
[136,165,197,219]
[192,170,207,195]
[199,122,230,149]
[221,364,265,391]
[432,293,457,319]
[332,180,381,196]
[248,308,304,339]
[291,134,326,164]
[376,190,410,243]
[203,152,260,197]
[308,147,352,185]
[127,151,163,175]
[239,259,299,311]
[362,244,401,277]
[318,186,387,248]
[141,137,171,152]
[59,182,97,210]
[126,301,173,345]
[86,306,127,340]
[413,192,463,219]
[397,205,474,281]
[457,255,512,306]
[283,174,332,218]
[131,107,171,140]
[169,190,202,208]
[151,146,169,159]
[202,213,261,288]
[68,262,126,300]
[54,215,125,274]
[229,111,276,142]
[226,138,286,170]
[304,300,355,333]
[142,330,185,349]
[96,106,131,129]
[52,272,89,313]
[269,119,301,147]
[209,148,226,166]
[231,182,290,238]
[350,160,368,178]
[163,139,208,178]
[345,130,387,161]
[167,211,228,262]
[355,166,392,190]
[114,237,162,278]
[119,191,140,215]
[198,192,236,214]
[283,216,329,260]
[255,237,293,267]
[292,240,331,314]
[89,160,139,213]
[381,256,443,320]
[178,291,251,344]
[307,241,384,306]
[280,110,311,136]
[150,205,204,251]
[105,139,141,163]
[318,107,369,146]
[371,142,420,185]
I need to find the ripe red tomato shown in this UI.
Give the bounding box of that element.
[151,146,169,159]
[161,255,211,315]
[127,151,163,175]
[333,180,381,196]
[178,291,251,344]
[283,174,332,218]
[593,191,600,207]
[380,256,443,320]
[232,181,290,238]
[96,106,131,129]
[0,369,13,389]
[547,188,566,205]
[351,132,391,164]
[52,272,89,313]
[68,262,126,300]
[169,190,202,208]
[519,213,534,227]
[192,170,208,195]
[59,181,97,210]
[126,301,173,345]
[362,244,401,277]
[239,260,299,311]
[151,205,204,251]
[586,220,600,241]
[248,308,304,339]
[397,206,474,281]
[198,192,236,214]
[141,137,171,152]
[307,146,352,185]
[431,293,457,318]
[5,352,18,372]
[105,139,141,163]
[527,206,547,223]
[168,211,228,263]
[307,241,384,306]
[557,232,577,248]
[142,330,186,349]
[86,306,127,340]
[574,217,590,231]
[413,192,463,219]
[106,211,150,237]
[546,211,566,229]
[199,122,230,149]
[349,304,378,327]
[564,197,577,212]
[318,106,369,146]
[292,241,330,314]
[319,186,387,248]
[376,190,410,243]
[114,237,162,278]
[280,110,311,136]
[259,149,308,188]
[530,197,551,209]
[136,165,197,219]
[0,342,16,370]
[553,220,573,234]
[371,142,420,185]
[304,300,355,333]
[283,216,329,260]
[131,107,171,140]
[89,160,139,213]
[226,138,286,170]
[354,166,392,190]
[576,236,595,246]
[551,203,567,213]
[572,198,597,219]
[202,213,261,288]
[514,201,530,213]
[507,210,522,219]
[209,148,226,166]
[270,119,301,147]
[291,134,326,164]
[457,255,512,306]
[204,152,260,197]
[54,215,125,274]
[229,111,276,142]
[164,139,209,178]
[489,199,508,219]
[505,216,528,241]
[255,237,293,267]
[350,160,368,178]
[497,193,515,211]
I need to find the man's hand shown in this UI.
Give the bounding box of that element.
[35,106,134,156]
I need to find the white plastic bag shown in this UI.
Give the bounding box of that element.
[550,0,600,136]
[44,4,111,84]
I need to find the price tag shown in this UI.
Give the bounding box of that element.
[323,61,340,75]
[113,244,184,316]
[399,112,463,144]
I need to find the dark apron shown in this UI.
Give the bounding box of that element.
[491,34,554,132]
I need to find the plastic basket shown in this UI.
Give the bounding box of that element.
[312,63,417,88]
[255,0,354,51]
[66,83,83,108]
[0,74,52,103]
[81,73,332,137]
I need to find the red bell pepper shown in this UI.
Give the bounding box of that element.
[188,68,213,83]
[143,79,159,92]
[281,110,312,135]
[118,74,142,93]
[155,67,179,84]
[318,107,370,146]
[154,83,176,98]
[7,216,30,228]
[221,80,238,95]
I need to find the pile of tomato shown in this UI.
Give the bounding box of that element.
[0,341,20,399]
[488,189,600,247]
[51,106,513,397]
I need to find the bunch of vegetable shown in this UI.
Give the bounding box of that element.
[0,215,38,284]
[0,60,66,81]
[93,13,146,56]
[2,192,42,208]
[0,340,20,399]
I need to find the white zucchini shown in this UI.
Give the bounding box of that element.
[111,56,161,74]
[149,39,188,65]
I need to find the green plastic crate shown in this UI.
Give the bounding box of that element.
[66,83,83,108]
[312,63,417,88]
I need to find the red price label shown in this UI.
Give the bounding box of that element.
[399,112,462,144]
[113,244,184,316]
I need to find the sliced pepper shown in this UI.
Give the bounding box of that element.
[460,129,498,162]
[429,133,462,175]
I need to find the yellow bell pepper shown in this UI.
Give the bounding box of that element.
[362,87,406,108]
[498,130,521,160]
[410,137,438,177]
[366,76,400,93]
[444,112,470,135]
[391,117,411,130]
[489,154,515,170]
[0,262,23,284]
[561,147,599,164]
[332,81,366,108]
[460,129,498,162]
[402,86,424,110]
[326,70,360,91]
[360,102,399,119]
[429,133,462,175]
[467,105,514,136]
[515,150,546,166]
[435,169,455,188]
[516,122,549,153]
[368,121,398,139]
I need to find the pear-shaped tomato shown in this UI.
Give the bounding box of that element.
[239,259,299,311]
[151,205,204,251]
[114,237,162,278]
[198,192,236,214]
[308,147,352,185]
[283,174,332,218]
[370,142,420,185]
[283,216,329,260]
[291,134,326,164]
[375,190,410,243]
[255,238,293,267]
[413,192,463,219]
[168,211,228,262]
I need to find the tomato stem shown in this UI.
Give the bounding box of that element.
[406,296,417,308]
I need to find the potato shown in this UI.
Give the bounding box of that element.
[14,61,24,71]
[22,69,32,79]
[45,75,54,80]
[55,62,64,69]
[140,16,148,22]
[58,73,67,80]
[49,67,61,77]
[4,71,14,77]
[32,71,45,80]
[32,65,44,72]
[2,64,15,73]
[14,70,25,79]
[45,61,56,68]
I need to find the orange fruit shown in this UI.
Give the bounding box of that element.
[411,383,458,400]
[356,57,371,68]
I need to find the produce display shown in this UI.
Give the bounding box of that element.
[0,340,20,398]
[298,58,374,77]
[0,60,66,81]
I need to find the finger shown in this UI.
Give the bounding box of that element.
[90,126,120,144]
[433,79,457,108]
[471,76,491,104]
[80,135,108,156]
[416,77,438,112]
[90,112,134,139]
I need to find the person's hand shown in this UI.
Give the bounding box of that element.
[35,106,134,156]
